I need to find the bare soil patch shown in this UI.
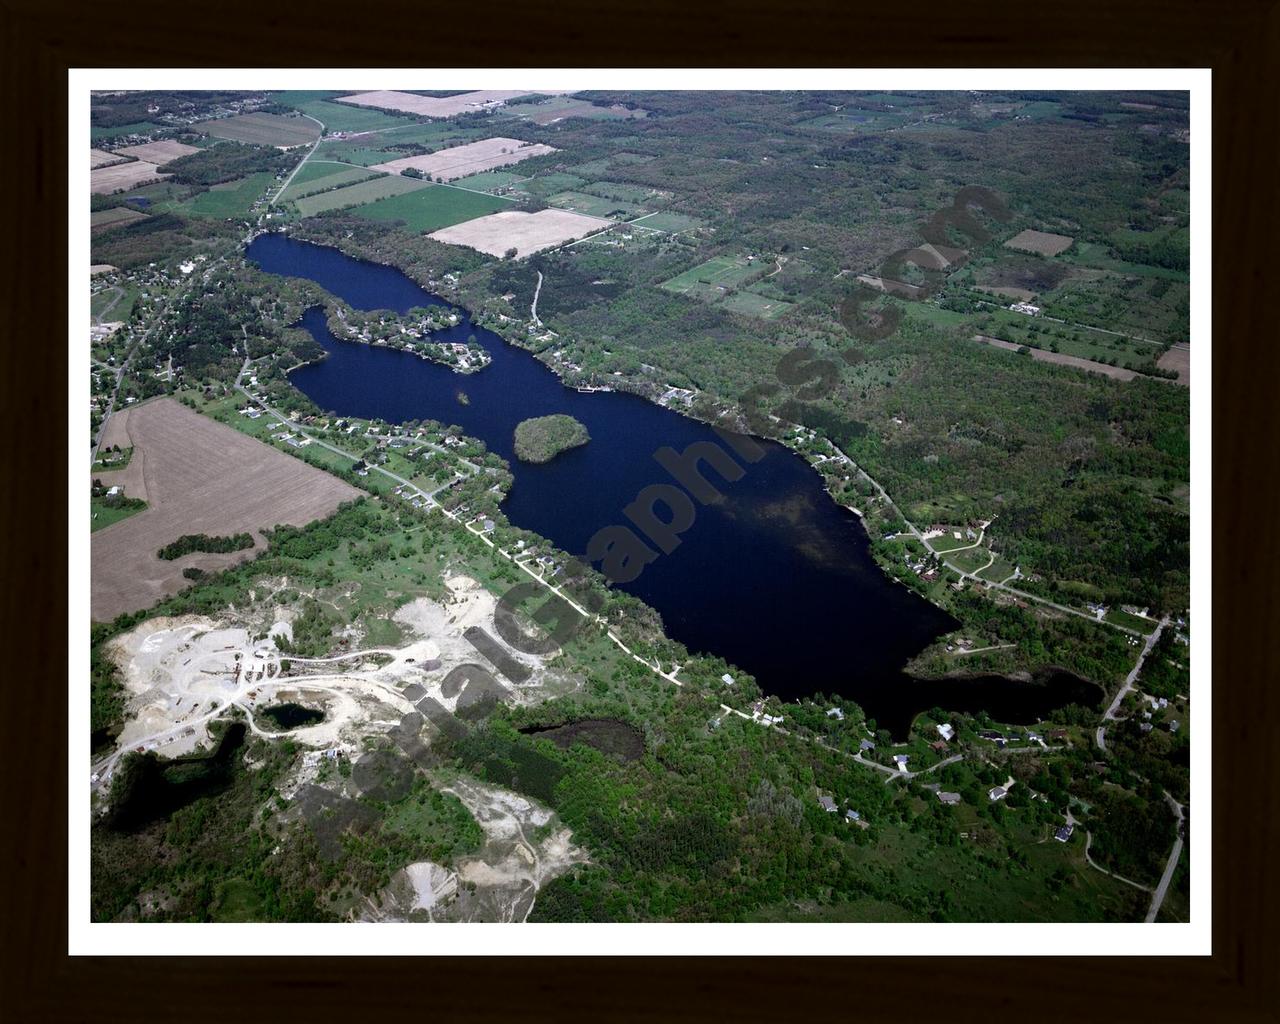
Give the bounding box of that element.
[1004,228,1075,257]
[92,161,167,195]
[90,148,127,169]
[91,398,360,620]
[113,140,202,166]
[336,90,550,118]
[204,112,320,148]
[1157,343,1190,385]
[370,137,556,181]
[430,208,610,258]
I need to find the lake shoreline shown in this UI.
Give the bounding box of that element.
[250,231,1102,735]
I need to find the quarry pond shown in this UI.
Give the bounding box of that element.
[247,233,1101,735]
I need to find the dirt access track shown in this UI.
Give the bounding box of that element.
[91,398,360,621]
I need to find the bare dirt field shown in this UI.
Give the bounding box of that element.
[1004,228,1075,257]
[1157,342,1190,385]
[204,112,320,148]
[430,208,611,258]
[370,137,556,180]
[336,90,551,118]
[91,207,149,231]
[90,148,127,169]
[975,335,1140,381]
[113,140,202,166]
[91,398,360,620]
[91,161,167,195]
[519,98,647,126]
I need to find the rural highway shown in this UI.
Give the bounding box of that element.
[270,113,326,206]
[1145,791,1186,922]
[1096,616,1169,750]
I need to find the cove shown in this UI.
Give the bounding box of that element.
[247,234,1101,735]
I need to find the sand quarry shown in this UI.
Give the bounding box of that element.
[357,775,589,923]
[95,572,587,921]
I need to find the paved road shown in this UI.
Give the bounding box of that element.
[1146,791,1186,922]
[1097,616,1170,750]
[270,114,326,206]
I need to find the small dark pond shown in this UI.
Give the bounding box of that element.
[258,703,325,730]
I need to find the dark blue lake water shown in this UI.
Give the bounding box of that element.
[248,233,1100,735]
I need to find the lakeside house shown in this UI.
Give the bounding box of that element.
[818,795,838,813]
[937,723,955,741]
[1054,824,1074,843]
[893,754,910,773]
[826,707,844,721]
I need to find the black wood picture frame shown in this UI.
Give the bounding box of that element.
[4,0,1275,1018]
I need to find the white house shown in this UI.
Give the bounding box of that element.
[937,723,955,742]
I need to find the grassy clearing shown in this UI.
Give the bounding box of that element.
[179,173,275,219]
[660,254,765,299]
[91,495,146,531]
[945,546,992,575]
[581,180,656,203]
[353,184,509,233]
[293,174,431,217]
[927,531,977,553]
[546,190,643,219]
[978,556,1015,583]
[515,173,586,197]
[631,211,702,233]
[719,289,793,319]
[1104,608,1159,634]
[290,98,419,134]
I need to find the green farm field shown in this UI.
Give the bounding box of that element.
[353,184,510,233]
[293,174,432,217]
[179,173,275,219]
[660,254,767,299]
[278,163,379,203]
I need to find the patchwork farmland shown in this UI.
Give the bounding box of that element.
[429,208,611,258]
[276,163,378,203]
[369,138,557,181]
[204,112,321,148]
[90,398,360,621]
[291,173,430,217]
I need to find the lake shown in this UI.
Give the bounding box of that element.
[247,233,1099,735]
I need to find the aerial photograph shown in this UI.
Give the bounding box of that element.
[84,83,1194,928]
